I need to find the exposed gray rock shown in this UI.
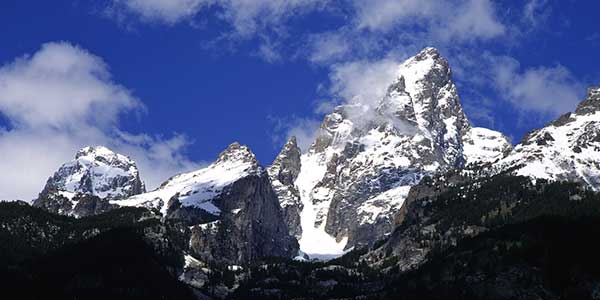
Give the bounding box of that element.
[160,142,299,266]
[575,87,600,115]
[184,173,298,266]
[268,137,303,238]
[71,194,117,218]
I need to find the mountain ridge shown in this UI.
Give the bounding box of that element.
[30,47,599,260]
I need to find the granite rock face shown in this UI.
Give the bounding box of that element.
[186,173,298,265]
[268,137,303,238]
[115,142,299,266]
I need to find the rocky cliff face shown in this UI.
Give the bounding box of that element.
[33,146,145,217]
[116,142,298,266]
[186,172,298,266]
[284,47,512,256]
[498,87,600,190]
[267,137,303,238]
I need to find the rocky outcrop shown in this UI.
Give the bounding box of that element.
[183,144,298,265]
[268,137,303,238]
[33,146,145,217]
[186,173,298,265]
[575,86,600,115]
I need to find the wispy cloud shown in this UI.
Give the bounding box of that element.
[108,0,327,34]
[490,55,584,117]
[0,42,202,201]
[523,0,550,26]
[268,114,321,153]
[352,0,504,41]
[108,0,208,25]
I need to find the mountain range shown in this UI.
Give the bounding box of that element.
[4,47,600,299]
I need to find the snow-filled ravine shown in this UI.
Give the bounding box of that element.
[295,153,348,259]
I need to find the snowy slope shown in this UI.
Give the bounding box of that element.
[499,87,600,190]
[115,142,262,215]
[462,127,512,165]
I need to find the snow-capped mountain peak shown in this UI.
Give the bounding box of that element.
[215,142,260,168]
[115,142,262,215]
[271,47,516,258]
[43,145,144,199]
[33,145,145,216]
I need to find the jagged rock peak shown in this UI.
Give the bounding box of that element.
[280,136,298,152]
[404,46,450,76]
[268,136,303,238]
[586,86,600,101]
[270,136,302,186]
[576,86,600,115]
[75,145,136,166]
[216,142,259,167]
[274,136,300,163]
[414,46,442,60]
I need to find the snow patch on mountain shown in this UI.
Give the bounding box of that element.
[462,127,512,165]
[500,88,600,190]
[115,142,261,215]
[357,185,413,225]
[295,150,347,257]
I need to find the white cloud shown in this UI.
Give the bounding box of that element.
[523,0,550,26]
[329,58,399,109]
[444,0,505,41]
[111,0,325,34]
[352,0,505,41]
[353,0,436,32]
[491,56,584,116]
[108,0,508,67]
[308,32,351,63]
[0,42,201,201]
[0,42,140,129]
[216,0,325,37]
[111,0,208,24]
[256,36,283,63]
[269,115,321,153]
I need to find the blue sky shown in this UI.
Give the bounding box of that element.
[0,0,599,200]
